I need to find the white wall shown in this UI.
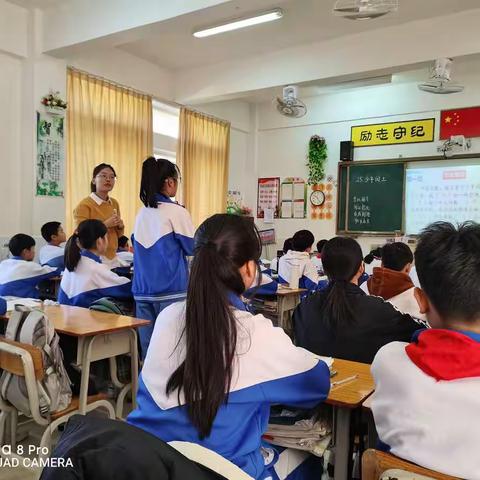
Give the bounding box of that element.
[0,52,23,237]
[0,0,28,58]
[251,73,480,256]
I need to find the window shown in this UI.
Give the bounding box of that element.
[152,101,179,139]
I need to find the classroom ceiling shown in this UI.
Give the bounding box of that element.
[118,0,480,71]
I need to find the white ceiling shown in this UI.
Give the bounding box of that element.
[118,0,480,71]
[7,0,65,7]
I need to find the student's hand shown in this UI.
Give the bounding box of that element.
[104,214,120,228]
[116,219,124,230]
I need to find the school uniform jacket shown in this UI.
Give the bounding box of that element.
[371,329,480,479]
[245,264,278,298]
[132,195,194,303]
[39,244,65,269]
[293,283,422,364]
[58,251,132,308]
[361,267,426,321]
[0,257,58,298]
[0,297,6,315]
[128,296,331,480]
[278,251,321,292]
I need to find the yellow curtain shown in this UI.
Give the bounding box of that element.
[66,68,153,235]
[177,108,230,228]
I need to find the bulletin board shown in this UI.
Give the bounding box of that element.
[257,177,280,218]
[280,177,306,219]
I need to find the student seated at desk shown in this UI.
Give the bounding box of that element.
[371,222,480,479]
[361,242,425,321]
[278,230,323,294]
[270,237,292,273]
[128,214,331,480]
[0,234,59,298]
[311,239,327,275]
[117,235,134,264]
[58,220,131,308]
[39,221,67,269]
[293,237,421,364]
[244,263,278,298]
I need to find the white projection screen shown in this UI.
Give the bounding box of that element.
[405,161,480,235]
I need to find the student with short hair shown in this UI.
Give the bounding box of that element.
[132,157,194,359]
[128,214,330,480]
[278,230,323,293]
[0,234,59,298]
[39,221,67,269]
[371,222,480,479]
[361,242,424,320]
[116,235,134,264]
[59,220,131,308]
[293,236,420,364]
[312,238,328,275]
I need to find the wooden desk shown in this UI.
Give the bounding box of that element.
[4,305,149,419]
[276,286,307,331]
[326,358,375,480]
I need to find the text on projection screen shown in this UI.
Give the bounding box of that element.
[405,164,480,235]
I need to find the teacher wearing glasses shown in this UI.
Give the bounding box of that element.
[73,163,125,265]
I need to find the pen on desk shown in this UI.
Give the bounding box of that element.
[331,374,358,387]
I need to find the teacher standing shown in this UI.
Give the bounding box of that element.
[73,163,124,264]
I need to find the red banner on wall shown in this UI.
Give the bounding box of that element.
[440,106,480,139]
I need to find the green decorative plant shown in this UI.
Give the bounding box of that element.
[307,135,327,185]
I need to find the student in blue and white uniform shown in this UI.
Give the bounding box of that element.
[0,234,58,298]
[39,221,67,269]
[245,263,278,297]
[278,230,326,295]
[116,235,134,264]
[58,219,131,308]
[132,157,194,358]
[371,222,480,479]
[128,214,330,480]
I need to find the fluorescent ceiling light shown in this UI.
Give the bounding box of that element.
[193,9,283,38]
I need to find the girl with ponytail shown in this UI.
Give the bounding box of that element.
[59,219,132,308]
[293,236,421,364]
[128,214,331,480]
[132,157,194,359]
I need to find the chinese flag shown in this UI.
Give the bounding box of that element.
[440,106,480,139]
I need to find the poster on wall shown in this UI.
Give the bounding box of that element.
[257,177,280,218]
[280,177,306,219]
[36,111,64,197]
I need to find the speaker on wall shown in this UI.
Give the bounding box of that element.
[340,141,354,162]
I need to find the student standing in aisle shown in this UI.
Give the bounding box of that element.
[132,157,194,359]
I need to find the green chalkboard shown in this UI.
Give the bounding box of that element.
[337,162,405,234]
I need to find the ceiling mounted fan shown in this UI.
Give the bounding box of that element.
[333,0,399,20]
[418,58,465,94]
[274,86,307,118]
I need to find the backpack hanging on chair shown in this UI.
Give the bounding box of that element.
[0,306,72,416]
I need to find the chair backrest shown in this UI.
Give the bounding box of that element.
[362,449,460,480]
[168,442,254,480]
[0,337,50,426]
[0,337,44,380]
